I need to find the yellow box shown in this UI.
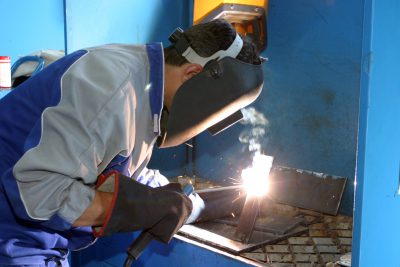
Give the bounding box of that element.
[194,0,267,24]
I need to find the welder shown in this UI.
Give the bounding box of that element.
[0,19,263,266]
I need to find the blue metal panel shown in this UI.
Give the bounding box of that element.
[353,0,400,266]
[65,0,192,52]
[195,0,363,215]
[0,0,65,64]
[0,1,64,98]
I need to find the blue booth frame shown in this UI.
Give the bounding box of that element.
[1,0,399,266]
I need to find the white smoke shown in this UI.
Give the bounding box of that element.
[239,107,269,153]
[241,107,268,126]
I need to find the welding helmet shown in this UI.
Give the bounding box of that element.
[157,27,264,148]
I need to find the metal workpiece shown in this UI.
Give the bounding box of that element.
[195,185,247,223]
[234,195,261,244]
[216,214,304,236]
[268,166,347,215]
[179,222,308,255]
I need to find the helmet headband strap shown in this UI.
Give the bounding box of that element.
[169,28,243,67]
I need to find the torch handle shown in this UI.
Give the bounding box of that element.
[123,184,194,266]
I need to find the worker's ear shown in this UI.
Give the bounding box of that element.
[182,63,203,82]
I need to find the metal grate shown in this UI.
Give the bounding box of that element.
[177,177,352,266]
[240,202,352,267]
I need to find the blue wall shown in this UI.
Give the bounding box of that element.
[353,0,400,266]
[0,0,65,64]
[0,0,65,99]
[65,0,192,53]
[194,0,363,215]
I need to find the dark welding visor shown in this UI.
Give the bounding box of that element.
[157,57,263,148]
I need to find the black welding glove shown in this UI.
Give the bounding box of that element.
[93,171,192,243]
[187,187,246,223]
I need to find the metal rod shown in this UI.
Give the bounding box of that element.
[195,185,244,194]
[234,195,261,244]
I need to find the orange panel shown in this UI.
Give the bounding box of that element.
[193,0,267,24]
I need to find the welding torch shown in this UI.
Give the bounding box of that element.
[123,184,194,267]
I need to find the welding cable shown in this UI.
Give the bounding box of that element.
[11,55,45,78]
[123,231,153,267]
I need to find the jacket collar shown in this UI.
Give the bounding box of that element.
[146,43,164,136]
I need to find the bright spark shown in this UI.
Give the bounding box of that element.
[241,153,274,197]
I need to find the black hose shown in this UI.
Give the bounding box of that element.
[123,255,134,267]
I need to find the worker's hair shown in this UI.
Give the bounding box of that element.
[164,19,261,66]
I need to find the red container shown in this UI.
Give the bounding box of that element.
[0,56,11,89]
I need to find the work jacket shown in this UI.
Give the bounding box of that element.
[0,43,165,265]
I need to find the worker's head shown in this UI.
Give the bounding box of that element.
[164,19,261,66]
[159,19,264,148]
[163,19,261,108]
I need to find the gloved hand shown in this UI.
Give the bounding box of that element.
[186,193,205,224]
[186,187,246,224]
[93,171,192,243]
